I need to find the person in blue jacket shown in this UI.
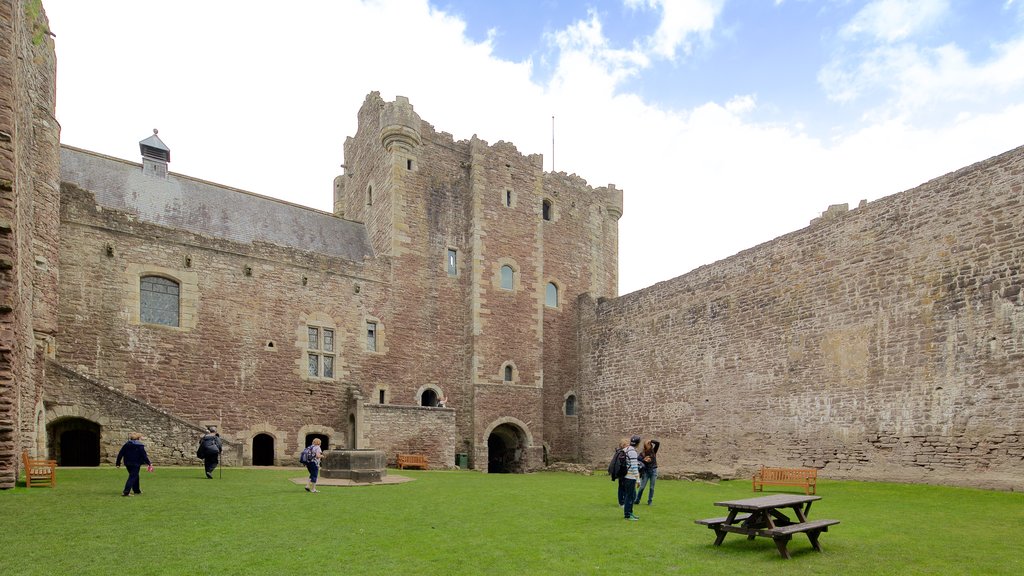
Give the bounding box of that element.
[115,432,152,496]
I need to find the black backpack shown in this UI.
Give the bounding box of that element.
[607,447,627,481]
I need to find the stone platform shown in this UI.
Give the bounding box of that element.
[289,474,413,487]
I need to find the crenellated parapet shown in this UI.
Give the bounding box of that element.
[379,95,422,153]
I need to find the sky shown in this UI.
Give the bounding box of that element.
[44,0,1024,295]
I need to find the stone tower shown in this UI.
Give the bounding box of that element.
[335,92,622,469]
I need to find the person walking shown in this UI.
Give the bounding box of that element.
[303,438,324,493]
[197,426,222,479]
[622,435,642,521]
[634,438,660,505]
[115,432,152,497]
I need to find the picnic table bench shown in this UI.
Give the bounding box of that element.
[752,466,818,494]
[396,453,428,470]
[21,450,57,488]
[695,494,840,559]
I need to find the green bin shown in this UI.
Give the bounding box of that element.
[456,453,468,469]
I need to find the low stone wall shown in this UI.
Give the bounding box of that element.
[363,403,457,469]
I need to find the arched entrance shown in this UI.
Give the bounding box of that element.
[487,422,527,473]
[421,389,438,407]
[305,433,330,450]
[252,433,275,466]
[48,418,101,466]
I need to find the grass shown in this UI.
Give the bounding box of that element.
[1,467,1021,575]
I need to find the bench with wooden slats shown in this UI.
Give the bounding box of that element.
[22,450,57,488]
[396,453,428,470]
[752,466,818,494]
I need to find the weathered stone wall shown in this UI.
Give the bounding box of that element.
[580,146,1024,490]
[56,160,390,465]
[0,0,59,489]
[363,403,456,469]
[335,94,620,469]
[45,361,236,465]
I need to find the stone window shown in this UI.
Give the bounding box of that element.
[504,364,513,382]
[407,158,414,170]
[366,321,377,352]
[500,265,514,290]
[307,326,335,379]
[505,189,513,207]
[447,249,457,276]
[140,275,180,327]
[546,282,558,308]
[565,394,577,416]
[379,389,386,404]
[367,184,373,206]
[542,199,553,221]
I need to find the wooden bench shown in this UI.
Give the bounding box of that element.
[396,453,428,470]
[752,466,817,495]
[760,519,840,559]
[694,513,752,527]
[21,450,57,488]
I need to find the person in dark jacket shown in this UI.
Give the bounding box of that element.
[197,426,223,479]
[634,439,660,505]
[115,432,152,496]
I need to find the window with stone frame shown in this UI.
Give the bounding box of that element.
[140,275,180,327]
[545,282,559,308]
[500,265,514,290]
[366,321,377,352]
[307,325,336,379]
[447,249,457,277]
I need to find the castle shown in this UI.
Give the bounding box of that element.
[2,2,1022,490]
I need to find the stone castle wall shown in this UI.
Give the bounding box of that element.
[335,93,620,469]
[363,404,457,469]
[0,0,59,489]
[579,146,1024,490]
[55,164,391,464]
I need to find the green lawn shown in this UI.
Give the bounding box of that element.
[1,467,1021,575]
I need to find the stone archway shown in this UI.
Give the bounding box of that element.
[487,422,528,474]
[252,433,275,466]
[48,417,101,466]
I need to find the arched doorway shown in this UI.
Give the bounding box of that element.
[252,433,275,466]
[421,389,438,407]
[305,433,330,450]
[487,423,527,473]
[48,418,101,466]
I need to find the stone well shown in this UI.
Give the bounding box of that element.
[320,449,387,483]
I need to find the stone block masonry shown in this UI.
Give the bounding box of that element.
[579,145,1024,491]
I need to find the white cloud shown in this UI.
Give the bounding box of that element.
[841,0,949,43]
[624,0,724,59]
[44,0,1024,295]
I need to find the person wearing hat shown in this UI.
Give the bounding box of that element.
[622,435,642,521]
[197,426,223,479]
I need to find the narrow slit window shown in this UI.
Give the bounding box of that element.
[542,199,552,221]
[505,190,512,207]
[367,321,377,352]
[504,365,513,382]
[447,249,457,276]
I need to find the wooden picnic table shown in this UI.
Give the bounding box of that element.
[695,494,840,559]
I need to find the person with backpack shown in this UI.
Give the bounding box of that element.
[609,438,630,506]
[196,426,222,479]
[115,432,152,496]
[634,439,660,506]
[301,437,324,493]
[621,435,642,520]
